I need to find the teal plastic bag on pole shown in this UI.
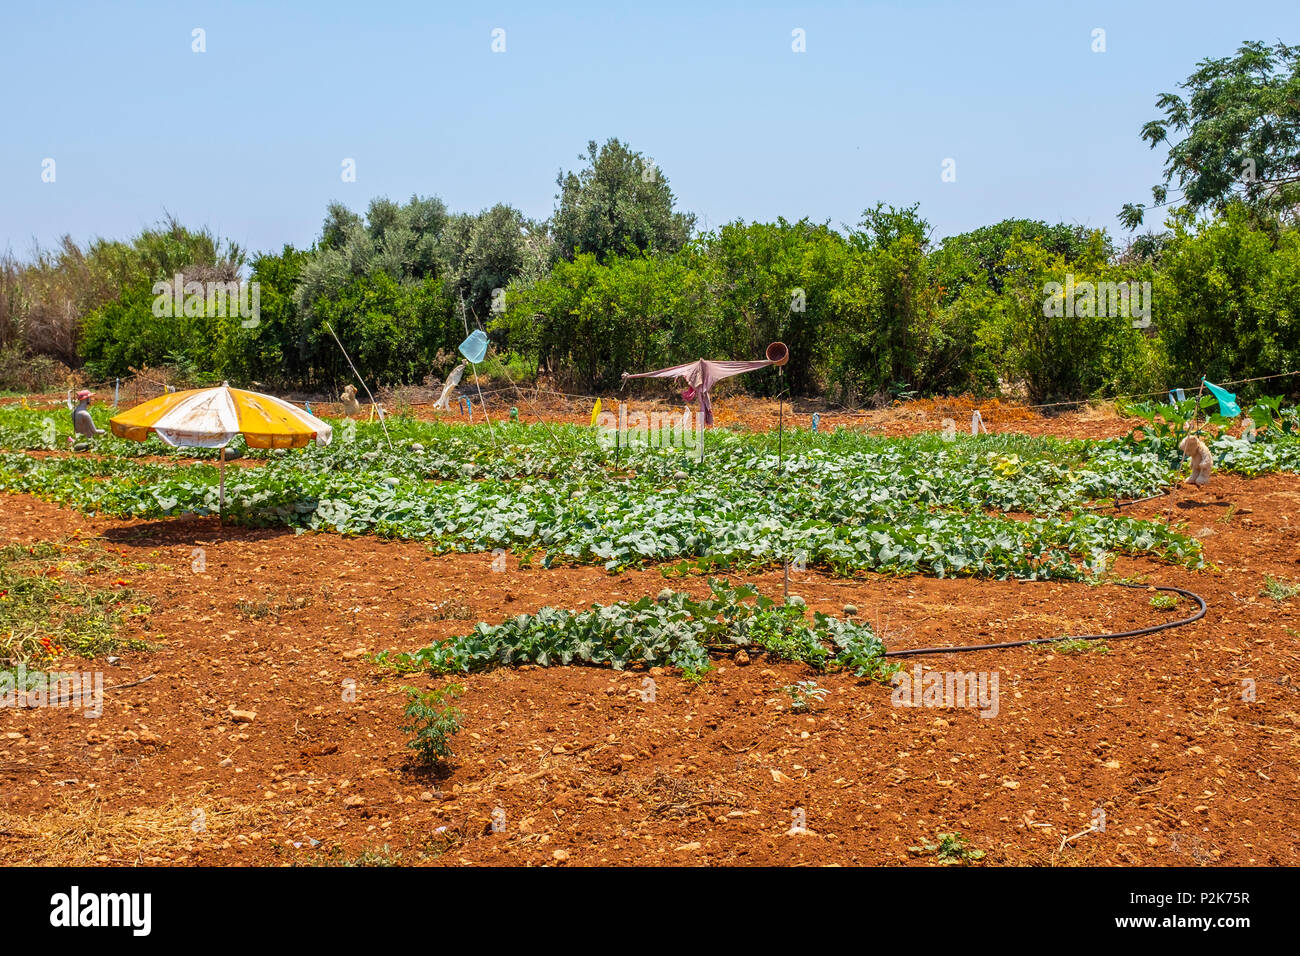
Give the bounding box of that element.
[459,329,489,364]
[1202,379,1241,417]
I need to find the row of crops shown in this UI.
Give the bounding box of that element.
[1,403,1297,581]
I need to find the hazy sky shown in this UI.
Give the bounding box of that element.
[3,0,1296,255]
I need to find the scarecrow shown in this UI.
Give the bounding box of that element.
[621,343,789,426]
[66,389,105,449]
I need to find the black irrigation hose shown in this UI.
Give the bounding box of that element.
[883,582,1207,658]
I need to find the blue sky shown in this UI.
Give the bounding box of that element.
[2,0,1296,256]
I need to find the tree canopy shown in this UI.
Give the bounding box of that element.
[1121,40,1300,229]
[551,138,696,263]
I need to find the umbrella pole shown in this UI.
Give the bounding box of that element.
[777,368,786,472]
[219,446,226,523]
[778,391,784,471]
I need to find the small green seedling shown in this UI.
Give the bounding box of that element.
[782,680,827,712]
[909,832,986,865]
[1149,593,1178,610]
[400,683,464,767]
[1054,638,1109,656]
[1262,576,1299,602]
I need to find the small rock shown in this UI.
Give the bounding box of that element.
[228,707,257,724]
[343,796,365,808]
[734,650,750,666]
[673,470,689,481]
[219,757,234,768]
[552,849,569,862]
[770,769,794,784]
[675,842,701,852]
[786,595,806,607]
[842,604,858,617]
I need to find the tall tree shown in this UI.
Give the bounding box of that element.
[551,138,696,263]
[1121,41,1300,229]
[438,205,550,321]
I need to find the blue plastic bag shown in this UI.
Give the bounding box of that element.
[459,329,489,364]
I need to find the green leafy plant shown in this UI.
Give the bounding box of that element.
[1262,576,1300,602]
[384,581,899,683]
[1120,396,1230,454]
[1149,593,1178,610]
[1053,638,1109,656]
[0,412,1223,584]
[782,680,828,712]
[909,831,986,865]
[400,683,464,767]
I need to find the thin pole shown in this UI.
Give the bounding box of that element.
[1193,373,1206,433]
[219,446,226,523]
[778,389,784,471]
[324,321,392,450]
[615,402,623,472]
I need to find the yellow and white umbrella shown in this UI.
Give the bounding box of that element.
[110,383,332,514]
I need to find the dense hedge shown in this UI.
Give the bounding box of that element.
[8,202,1300,405]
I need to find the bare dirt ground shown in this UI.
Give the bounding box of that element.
[1,399,1297,867]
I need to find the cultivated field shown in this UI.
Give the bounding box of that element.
[0,394,1297,866]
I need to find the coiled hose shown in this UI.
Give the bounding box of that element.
[884,582,1207,658]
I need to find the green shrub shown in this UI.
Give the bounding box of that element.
[400,683,464,767]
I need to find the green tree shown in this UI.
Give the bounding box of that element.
[706,219,849,395]
[931,219,1103,299]
[1121,41,1300,229]
[212,245,311,387]
[980,234,1165,402]
[305,272,458,387]
[551,138,696,263]
[1154,205,1300,390]
[438,204,550,321]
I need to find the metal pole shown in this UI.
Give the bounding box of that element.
[778,389,784,471]
[219,446,226,522]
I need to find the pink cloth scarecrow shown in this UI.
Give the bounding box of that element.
[622,358,777,426]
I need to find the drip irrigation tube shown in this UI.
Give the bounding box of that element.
[883,582,1206,658]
